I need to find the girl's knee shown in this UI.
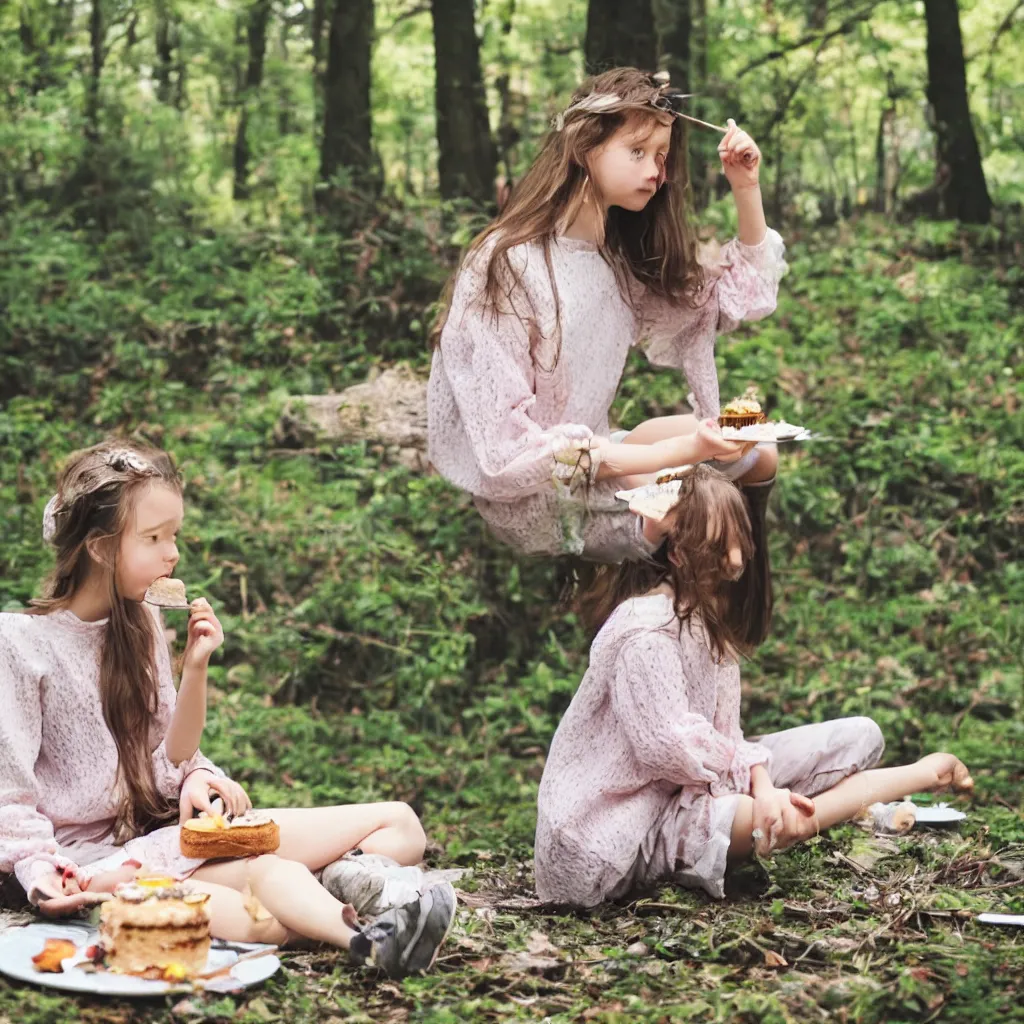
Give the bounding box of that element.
[248,914,289,947]
[849,717,885,767]
[744,444,778,483]
[391,802,426,863]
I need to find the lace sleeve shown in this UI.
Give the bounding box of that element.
[611,633,738,789]
[430,245,603,500]
[0,619,83,902]
[637,229,787,420]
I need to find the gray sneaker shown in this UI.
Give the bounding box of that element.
[349,882,457,978]
[322,852,423,918]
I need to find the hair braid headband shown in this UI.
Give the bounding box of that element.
[42,449,158,545]
[551,71,726,134]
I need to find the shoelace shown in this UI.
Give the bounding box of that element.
[398,890,434,970]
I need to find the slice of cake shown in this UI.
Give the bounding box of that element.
[144,577,190,609]
[719,386,765,429]
[99,880,211,977]
[181,811,281,859]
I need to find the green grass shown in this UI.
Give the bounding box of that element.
[0,210,1021,1023]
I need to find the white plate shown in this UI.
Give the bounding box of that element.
[977,913,1024,927]
[615,479,684,521]
[0,922,280,997]
[911,803,967,824]
[721,421,813,443]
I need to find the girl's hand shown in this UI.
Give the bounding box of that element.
[693,420,746,464]
[178,769,253,823]
[718,119,761,191]
[31,869,111,917]
[752,786,817,855]
[183,598,224,670]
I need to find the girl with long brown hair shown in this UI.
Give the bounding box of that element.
[0,440,455,978]
[429,67,786,563]
[534,466,974,907]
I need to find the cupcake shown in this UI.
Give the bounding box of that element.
[718,387,765,429]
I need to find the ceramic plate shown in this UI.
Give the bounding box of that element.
[911,803,967,824]
[0,922,280,997]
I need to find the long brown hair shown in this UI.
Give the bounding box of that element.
[578,466,773,661]
[430,67,705,362]
[30,440,183,844]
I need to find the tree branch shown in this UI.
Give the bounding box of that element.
[761,30,829,137]
[987,0,1024,60]
[385,1,431,31]
[737,1,884,78]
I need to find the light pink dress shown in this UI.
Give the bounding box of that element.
[428,230,787,561]
[0,607,221,903]
[534,589,885,906]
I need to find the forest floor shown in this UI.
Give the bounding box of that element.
[0,212,1021,1023]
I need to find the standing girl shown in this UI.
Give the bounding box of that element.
[534,466,973,907]
[429,67,787,565]
[0,440,455,978]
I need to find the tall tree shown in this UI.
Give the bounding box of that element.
[585,0,657,74]
[923,0,991,223]
[656,0,691,94]
[153,1,186,108]
[655,0,697,204]
[310,0,328,148]
[233,0,273,200]
[86,0,105,143]
[430,0,497,204]
[320,0,375,188]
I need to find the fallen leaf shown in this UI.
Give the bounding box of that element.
[243,882,273,922]
[31,938,78,973]
[526,930,559,957]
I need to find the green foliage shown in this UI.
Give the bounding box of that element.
[0,196,1021,1020]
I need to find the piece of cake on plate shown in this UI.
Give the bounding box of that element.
[99,878,211,977]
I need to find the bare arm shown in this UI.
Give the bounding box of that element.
[163,600,223,765]
[594,421,745,481]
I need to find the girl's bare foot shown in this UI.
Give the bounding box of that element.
[918,752,974,793]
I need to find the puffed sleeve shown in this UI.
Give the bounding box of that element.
[0,619,84,903]
[712,662,772,795]
[638,229,787,420]
[610,632,753,796]
[428,241,603,501]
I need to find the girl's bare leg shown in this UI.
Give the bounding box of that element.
[256,802,426,872]
[191,855,358,948]
[728,753,973,860]
[186,878,291,946]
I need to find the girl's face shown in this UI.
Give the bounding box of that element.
[588,118,672,212]
[706,504,746,582]
[116,482,183,601]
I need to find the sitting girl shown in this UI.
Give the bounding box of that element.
[429,66,786,564]
[534,466,973,906]
[0,440,455,977]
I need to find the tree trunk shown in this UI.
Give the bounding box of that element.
[155,2,175,104]
[320,0,375,187]
[923,0,991,223]
[691,0,709,207]
[585,0,657,74]
[494,0,520,197]
[430,0,497,204]
[86,0,105,144]
[233,0,273,201]
[311,0,328,148]
[656,0,691,94]
[655,0,693,200]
